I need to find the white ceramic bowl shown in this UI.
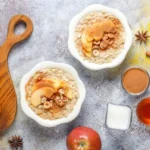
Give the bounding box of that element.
[20,61,86,127]
[68,4,133,70]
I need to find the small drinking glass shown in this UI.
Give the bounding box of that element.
[136,97,150,126]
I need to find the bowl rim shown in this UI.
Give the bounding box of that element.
[20,61,86,127]
[68,4,133,70]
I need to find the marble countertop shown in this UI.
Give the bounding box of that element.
[0,0,150,150]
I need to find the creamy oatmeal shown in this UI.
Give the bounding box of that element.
[25,68,79,120]
[75,12,125,64]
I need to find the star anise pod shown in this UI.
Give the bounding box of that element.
[135,30,150,44]
[8,135,23,150]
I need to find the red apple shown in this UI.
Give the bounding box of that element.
[66,126,101,150]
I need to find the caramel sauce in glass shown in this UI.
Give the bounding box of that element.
[136,97,150,125]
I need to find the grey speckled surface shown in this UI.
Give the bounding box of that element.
[0,0,150,150]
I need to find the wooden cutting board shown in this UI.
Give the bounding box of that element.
[0,14,33,132]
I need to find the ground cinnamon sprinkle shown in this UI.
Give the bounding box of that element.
[122,68,149,94]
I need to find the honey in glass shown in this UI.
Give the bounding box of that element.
[136,97,150,126]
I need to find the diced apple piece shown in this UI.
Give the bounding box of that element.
[31,87,54,107]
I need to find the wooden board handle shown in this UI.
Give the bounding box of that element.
[7,14,33,44]
[0,15,33,132]
[0,60,17,131]
[0,14,33,63]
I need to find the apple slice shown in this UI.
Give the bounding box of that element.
[93,23,104,41]
[81,30,92,52]
[81,30,92,57]
[60,81,73,99]
[42,79,61,89]
[32,80,57,93]
[89,21,115,41]
[82,48,92,58]
[42,79,72,99]
[31,87,54,107]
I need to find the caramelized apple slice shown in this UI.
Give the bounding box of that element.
[81,30,92,57]
[43,79,72,99]
[82,48,91,58]
[103,21,115,32]
[32,80,57,93]
[31,87,54,106]
[81,30,92,51]
[43,79,61,89]
[87,21,115,41]
[86,23,103,41]
[81,21,115,56]
[60,81,73,99]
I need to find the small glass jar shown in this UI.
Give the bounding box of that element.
[121,66,150,96]
[136,97,150,126]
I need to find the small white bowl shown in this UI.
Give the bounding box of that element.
[20,61,86,127]
[68,4,133,70]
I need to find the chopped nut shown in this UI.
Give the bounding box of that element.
[100,40,108,50]
[38,105,43,109]
[110,28,116,34]
[41,97,47,103]
[63,97,69,102]
[58,88,65,95]
[93,40,100,45]
[60,94,64,100]
[55,96,60,100]
[55,99,65,107]
[44,101,52,109]
[102,34,109,40]
[49,100,53,107]
[93,49,100,57]
[108,33,114,39]
[108,39,114,45]
[146,51,150,57]
[50,94,56,100]
[92,45,99,50]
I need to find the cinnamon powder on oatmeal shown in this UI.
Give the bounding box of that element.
[122,68,149,94]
